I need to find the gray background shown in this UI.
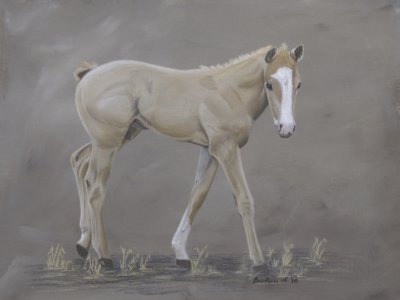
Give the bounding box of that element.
[0,0,400,299]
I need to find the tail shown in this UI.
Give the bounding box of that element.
[73,61,98,82]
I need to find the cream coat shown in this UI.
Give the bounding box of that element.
[70,43,304,268]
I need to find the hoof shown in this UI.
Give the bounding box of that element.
[252,264,276,283]
[76,244,88,259]
[176,259,191,269]
[99,258,114,270]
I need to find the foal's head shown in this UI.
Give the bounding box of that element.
[264,43,304,138]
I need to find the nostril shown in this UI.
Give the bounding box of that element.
[279,124,283,130]
[293,125,296,132]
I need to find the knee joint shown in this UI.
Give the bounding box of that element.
[237,198,254,217]
[208,139,236,162]
[88,186,104,206]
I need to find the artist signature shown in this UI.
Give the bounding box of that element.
[253,275,299,284]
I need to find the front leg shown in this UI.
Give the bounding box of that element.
[209,138,264,266]
[172,146,218,267]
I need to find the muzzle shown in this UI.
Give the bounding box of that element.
[278,121,296,138]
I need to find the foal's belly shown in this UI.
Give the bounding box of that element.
[136,108,209,146]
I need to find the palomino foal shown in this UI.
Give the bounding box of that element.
[70,43,304,269]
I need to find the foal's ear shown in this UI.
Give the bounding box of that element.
[265,47,277,63]
[291,44,304,62]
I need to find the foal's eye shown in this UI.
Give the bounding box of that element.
[265,82,272,90]
[297,82,301,90]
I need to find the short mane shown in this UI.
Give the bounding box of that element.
[199,46,271,70]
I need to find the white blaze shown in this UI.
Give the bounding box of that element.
[271,67,295,133]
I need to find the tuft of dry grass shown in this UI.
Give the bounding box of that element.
[47,244,72,271]
[190,245,209,274]
[84,255,103,279]
[266,247,275,258]
[268,242,294,279]
[263,242,302,281]
[292,262,307,279]
[139,254,151,272]
[309,237,328,265]
[119,246,152,275]
[119,247,140,276]
[190,245,220,275]
[281,243,293,268]
[262,238,327,281]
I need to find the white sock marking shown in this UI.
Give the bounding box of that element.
[172,208,191,260]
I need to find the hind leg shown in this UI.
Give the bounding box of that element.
[84,144,118,268]
[70,143,92,258]
[80,127,141,267]
[75,92,142,266]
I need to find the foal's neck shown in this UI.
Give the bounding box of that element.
[215,53,268,120]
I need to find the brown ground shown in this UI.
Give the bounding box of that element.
[0,0,400,299]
